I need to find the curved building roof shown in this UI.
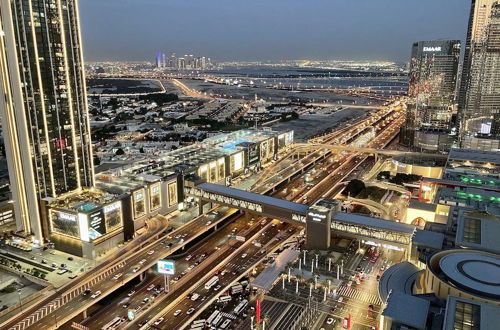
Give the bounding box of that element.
[378,261,421,302]
[439,252,500,299]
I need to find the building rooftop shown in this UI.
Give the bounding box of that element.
[443,296,500,330]
[333,212,416,234]
[412,228,445,250]
[439,251,500,300]
[378,261,421,302]
[48,188,117,212]
[455,210,500,255]
[448,148,500,165]
[382,291,430,330]
[408,200,437,212]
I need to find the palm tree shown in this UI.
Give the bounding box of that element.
[295,274,301,294]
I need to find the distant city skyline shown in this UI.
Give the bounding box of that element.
[79,0,470,63]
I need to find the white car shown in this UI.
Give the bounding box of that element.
[154,317,164,325]
[186,307,195,315]
[147,250,155,255]
[132,266,141,273]
[173,309,182,316]
[147,284,155,291]
[241,253,248,258]
[91,291,101,299]
[139,259,147,265]
[327,318,334,325]
[113,273,123,280]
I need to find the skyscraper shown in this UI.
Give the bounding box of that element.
[0,0,94,242]
[458,0,500,150]
[401,40,461,151]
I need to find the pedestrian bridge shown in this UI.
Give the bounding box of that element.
[185,183,416,248]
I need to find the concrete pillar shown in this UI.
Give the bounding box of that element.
[139,272,145,281]
[82,309,87,319]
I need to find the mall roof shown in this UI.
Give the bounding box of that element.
[333,212,416,234]
[197,183,310,214]
[382,291,429,330]
[378,261,421,302]
[455,211,500,254]
[439,251,500,300]
[443,296,500,330]
[412,229,444,250]
[448,148,500,164]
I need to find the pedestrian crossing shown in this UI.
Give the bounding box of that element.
[337,285,382,305]
[221,312,237,320]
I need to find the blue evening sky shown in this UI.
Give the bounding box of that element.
[79,0,470,62]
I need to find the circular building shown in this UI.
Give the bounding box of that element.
[424,249,500,306]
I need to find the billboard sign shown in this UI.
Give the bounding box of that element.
[88,210,105,240]
[127,309,135,320]
[158,260,175,275]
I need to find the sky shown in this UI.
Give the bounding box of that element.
[79,0,470,63]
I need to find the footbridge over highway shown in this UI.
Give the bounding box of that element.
[185,183,417,251]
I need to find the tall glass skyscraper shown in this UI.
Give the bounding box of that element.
[401,40,461,151]
[0,0,94,242]
[459,0,500,149]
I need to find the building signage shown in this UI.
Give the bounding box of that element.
[423,46,441,52]
[59,212,76,222]
[292,214,307,223]
[158,259,175,275]
[88,210,105,240]
[104,202,121,214]
[127,309,135,321]
[308,212,327,222]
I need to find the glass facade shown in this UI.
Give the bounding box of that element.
[459,1,500,140]
[402,40,460,149]
[0,0,93,241]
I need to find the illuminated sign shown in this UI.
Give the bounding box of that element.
[88,210,105,240]
[104,202,121,214]
[127,309,135,320]
[158,260,175,275]
[308,212,327,222]
[150,183,161,211]
[423,46,441,52]
[59,212,76,222]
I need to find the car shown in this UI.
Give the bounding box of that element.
[231,228,237,233]
[138,320,148,327]
[337,296,343,303]
[185,255,193,261]
[51,263,57,268]
[67,257,74,261]
[68,274,77,279]
[50,251,56,255]
[142,297,149,304]
[173,309,182,316]
[147,250,155,255]
[147,284,155,291]
[327,318,334,325]
[139,259,147,265]
[127,290,135,297]
[206,221,212,226]
[154,317,164,325]
[132,266,141,272]
[214,284,222,291]
[134,306,142,313]
[82,289,92,296]
[331,306,337,312]
[187,308,195,315]
[123,302,130,308]
[113,273,123,280]
[201,296,207,301]
[91,291,101,299]
[241,253,248,258]
[376,275,381,281]
[188,265,195,271]
[31,256,36,260]
[174,276,180,281]
[41,259,47,264]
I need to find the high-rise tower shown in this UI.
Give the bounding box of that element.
[401,40,461,151]
[458,0,500,150]
[0,0,94,242]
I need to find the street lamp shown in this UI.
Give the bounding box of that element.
[17,289,22,312]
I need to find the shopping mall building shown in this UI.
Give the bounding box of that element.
[43,129,294,258]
